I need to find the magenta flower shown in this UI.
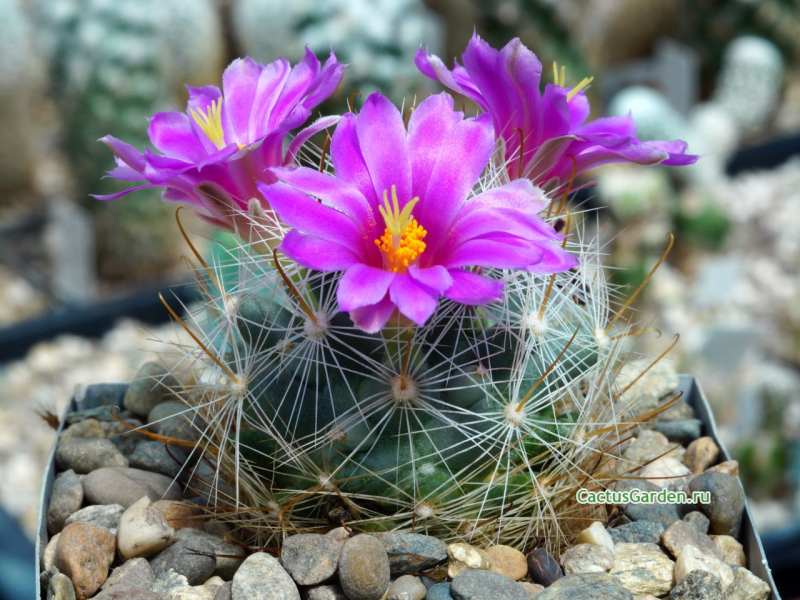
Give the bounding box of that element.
[94,49,345,229]
[415,35,697,188]
[259,92,577,333]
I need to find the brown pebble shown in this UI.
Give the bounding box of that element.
[685,437,720,474]
[54,522,116,600]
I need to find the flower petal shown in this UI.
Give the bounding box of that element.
[221,57,263,144]
[338,263,396,312]
[99,136,145,172]
[348,295,396,334]
[443,270,503,305]
[186,85,223,155]
[408,265,453,293]
[389,272,439,327]
[445,237,545,269]
[284,115,340,165]
[148,112,206,164]
[330,113,376,208]
[280,231,361,271]
[525,242,580,274]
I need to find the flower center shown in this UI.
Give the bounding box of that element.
[374,185,427,273]
[190,98,227,150]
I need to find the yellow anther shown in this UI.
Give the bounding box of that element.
[567,76,594,101]
[374,185,426,273]
[190,98,226,150]
[552,61,594,101]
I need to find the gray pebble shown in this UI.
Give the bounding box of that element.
[92,585,160,600]
[129,441,187,478]
[124,362,180,417]
[65,504,125,535]
[48,470,83,534]
[653,419,703,443]
[450,570,528,600]
[608,521,665,544]
[688,472,745,537]
[233,553,300,600]
[102,557,155,590]
[47,572,76,600]
[669,569,722,599]
[75,382,129,409]
[533,573,632,599]
[148,402,200,443]
[426,583,453,600]
[83,467,181,508]
[172,528,246,580]
[617,481,682,528]
[150,568,189,594]
[657,399,696,422]
[56,438,128,474]
[683,511,711,534]
[339,534,391,600]
[214,581,233,600]
[303,584,348,600]
[149,536,217,585]
[281,533,341,585]
[373,532,447,576]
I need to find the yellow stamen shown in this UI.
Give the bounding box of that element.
[551,61,594,101]
[190,98,226,150]
[374,185,427,273]
[567,76,594,101]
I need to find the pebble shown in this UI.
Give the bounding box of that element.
[101,557,155,590]
[705,460,739,478]
[682,511,710,534]
[214,581,232,600]
[622,430,684,465]
[670,569,722,599]
[117,496,175,559]
[674,545,733,590]
[425,583,453,600]
[487,544,528,581]
[518,582,544,598]
[65,504,125,535]
[302,583,347,600]
[338,535,391,600]
[56,438,129,474]
[660,520,721,560]
[653,419,702,444]
[83,467,181,508]
[61,419,108,441]
[43,533,60,570]
[386,575,427,600]
[124,361,180,417]
[172,528,246,580]
[450,569,528,600]
[688,472,745,537]
[709,535,746,567]
[48,469,84,534]
[232,553,300,600]
[162,585,217,599]
[92,585,160,599]
[148,402,200,443]
[725,566,771,600]
[560,544,614,574]
[76,382,129,409]
[608,521,664,545]
[638,457,692,490]
[575,522,615,556]
[615,480,681,528]
[151,569,190,595]
[54,522,117,600]
[526,547,563,587]
[533,572,633,599]
[684,437,720,474]
[446,542,490,578]
[657,399,696,422]
[608,543,674,597]
[152,500,204,532]
[129,442,188,479]
[325,527,351,545]
[47,572,76,600]
[150,536,217,585]
[280,533,341,585]
[374,532,447,575]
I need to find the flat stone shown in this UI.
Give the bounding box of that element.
[608,521,664,545]
[518,582,544,598]
[102,557,155,590]
[575,521,615,556]
[639,457,692,490]
[447,542,490,578]
[374,532,447,575]
[280,533,340,585]
[683,511,710,534]
[657,399,696,422]
[148,402,200,443]
[705,460,739,478]
[152,500,204,532]
[661,520,721,560]
[61,418,108,441]
[560,544,614,574]
[684,437,719,474]
[92,584,160,599]
[725,566,771,600]
[526,547,563,587]
[214,581,232,600]
[232,553,300,600]
[534,573,633,600]
[386,575,427,600]
[670,569,722,599]
[48,469,84,534]
[150,536,217,585]
[47,572,76,600]
[124,361,181,417]
[425,582,453,600]
[450,569,528,600]
[54,522,116,600]
[65,504,125,535]
[653,419,702,444]
[709,535,746,567]
[609,543,674,597]
[56,438,128,474]
[130,442,188,478]
[622,430,684,465]
[674,545,733,590]
[172,528,246,580]
[118,496,175,559]
[43,533,60,571]
[688,472,744,537]
[302,583,347,600]
[83,467,181,508]
[339,535,391,600]
[487,544,528,581]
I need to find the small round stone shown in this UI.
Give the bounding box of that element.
[447,543,490,578]
[54,522,117,600]
[560,544,614,574]
[608,521,664,544]
[150,537,217,585]
[726,566,771,600]
[338,534,391,600]
[124,361,180,417]
[374,532,447,575]
[129,441,188,478]
[118,496,175,559]
[653,419,702,443]
[688,472,745,537]
[148,402,200,443]
[526,547,563,587]
[574,521,615,556]
[65,504,125,535]
[101,557,155,590]
[674,546,733,590]
[92,584,161,599]
[487,544,528,581]
[660,520,721,561]
[152,569,190,595]
[709,535,746,567]
[303,584,348,600]
[683,511,711,534]
[450,569,528,600]
[609,543,674,597]
[43,533,60,571]
[47,572,76,600]
[232,553,300,600]
[152,500,205,533]
[531,572,631,600]
[670,569,722,599]
[280,533,341,585]
[386,575,427,600]
[83,467,181,508]
[684,437,720,474]
[425,582,454,600]
[56,438,129,474]
[48,469,84,534]
[172,528,246,580]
